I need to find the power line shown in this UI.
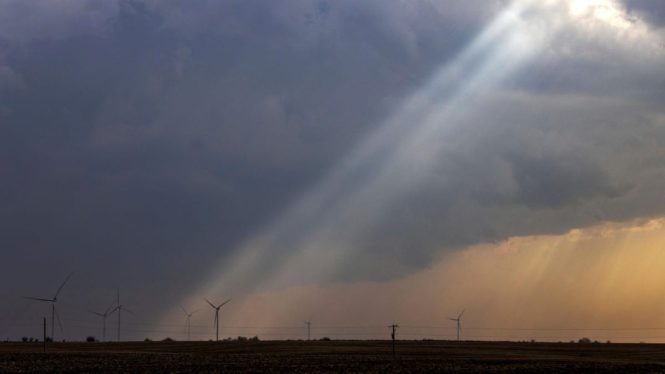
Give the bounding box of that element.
[8,315,665,342]
[10,317,665,332]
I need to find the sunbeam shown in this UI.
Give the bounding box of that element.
[162,0,663,338]
[179,0,552,301]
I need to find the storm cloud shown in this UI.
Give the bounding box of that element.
[622,0,665,27]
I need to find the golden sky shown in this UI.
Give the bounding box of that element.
[212,218,665,342]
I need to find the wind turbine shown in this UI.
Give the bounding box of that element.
[111,289,135,342]
[181,306,199,341]
[449,310,465,342]
[25,272,73,341]
[204,298,230,342]
[305,319,311,341]
[90,303,116,341]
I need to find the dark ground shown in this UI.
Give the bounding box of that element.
[2,340,665,373]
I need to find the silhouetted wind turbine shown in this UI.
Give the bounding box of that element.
[111,289,135,342]
[181,306,199,341]
[449,310,465,342]
[204,298,230,342]
[305,319,312,341]
[90,303,116,341]
[25,272,73,341]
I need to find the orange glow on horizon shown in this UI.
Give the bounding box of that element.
[192,218,665,342]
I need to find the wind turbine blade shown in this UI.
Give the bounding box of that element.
[54,306,64,333]
[220,298,231,307]
[109,306,119,314]
[458,310,465,319]
[192,309,200,315]
[124,308,137,316]
[24,296,52,302]
[53,272,74,300]
[105,303,116,315]
[90,311,104,317]
[204,298,216,309]
[181,306,189,316]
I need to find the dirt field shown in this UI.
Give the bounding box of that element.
[2,340,665,373]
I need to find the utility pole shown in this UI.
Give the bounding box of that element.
[389,324,399,356]
[305,321,311,341]
[43,317,46,353]
[51,303,55,341]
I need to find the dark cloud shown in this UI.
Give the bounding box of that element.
[621,0,665,27]
[0,0,494,338]
[0,0,118,43]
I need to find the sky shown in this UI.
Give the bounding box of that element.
[1,0,665,342]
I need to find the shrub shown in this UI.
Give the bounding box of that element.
[86,336,96,342]
[578,337,591,344]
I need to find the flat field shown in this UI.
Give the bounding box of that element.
[2,340,665,373]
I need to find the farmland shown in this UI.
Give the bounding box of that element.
[2,340,665,373]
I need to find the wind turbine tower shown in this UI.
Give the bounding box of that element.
[205,298,231,342]
[305,320,311,341]
[25,272,73,341]
[448,310,465,342]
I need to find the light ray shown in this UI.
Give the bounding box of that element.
[194,0,550,294]
[164,0,652,330]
